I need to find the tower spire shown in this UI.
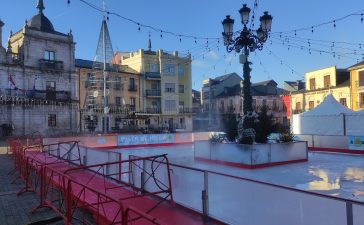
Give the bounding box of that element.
[148,32,152,51]
[37,0,45,14]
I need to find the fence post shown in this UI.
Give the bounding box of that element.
[346,202,353,225]
[343,114,346,136]
[202,171,209,223]
[141,159,146,193]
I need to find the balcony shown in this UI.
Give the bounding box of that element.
[145,72,161,80]
[128,85,138,92]
[179,107,198,114]
[3,89,73,103]
[39,59,64,72]
[146,89,161,97]
[146,107,162,114]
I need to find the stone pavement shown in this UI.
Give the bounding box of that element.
[0,143,62,225]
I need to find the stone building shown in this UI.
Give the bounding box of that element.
[0,0,78,136]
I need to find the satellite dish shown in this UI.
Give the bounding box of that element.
[93,91,99,98]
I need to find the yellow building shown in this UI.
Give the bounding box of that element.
[76,59,142,132]
[115,48,193,131]
[291,66,351,113]
[347,61,364,111]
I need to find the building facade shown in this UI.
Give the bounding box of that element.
[116,49,193,131]
[0,1,78,136]
[76,59,142,133]
[348,61,364,111]
[290,66,351,114]
[203,77,288,129]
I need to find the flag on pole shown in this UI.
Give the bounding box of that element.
[8,74,18,90]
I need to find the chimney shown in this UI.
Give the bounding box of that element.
[0,20,4,48]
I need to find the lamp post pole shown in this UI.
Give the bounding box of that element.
[222,4,273,129]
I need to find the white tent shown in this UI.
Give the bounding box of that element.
[292,94,354,135]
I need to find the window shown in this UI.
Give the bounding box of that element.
[296,102,301,111]
[44,51,55,61]
[130,97,136,106]
[165,83,175,93]
[164,64,175,75]
[114,76,122,90]
[85,73,92,88]
[179,101,184,111]
[360,93,364,108]
[46,81,56,91]
[179,85,184,93]
[359,71,364,87]
[273,99,277,109]
[129,78,135,87]
[262,99,267,106]
[310,78,316,90]
[102,96,109,106]
[178,66,184,76]
[309,101,315,110]
[339,98,347,107]
[324,75,330,88]
[115,97,121,106]
[165,100,176,111]
[150,63,159,72]
[48,114,56,127]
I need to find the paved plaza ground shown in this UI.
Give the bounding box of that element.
[0,142,62,225]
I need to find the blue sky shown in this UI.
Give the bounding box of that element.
[1,0,364,90]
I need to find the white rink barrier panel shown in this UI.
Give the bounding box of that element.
[270,141,308,163]
[194,141,307,165]
[208,173,353,225]
[296,135,348,149]
[81,147,364,225]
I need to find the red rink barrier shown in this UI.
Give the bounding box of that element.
[10,136,215,225]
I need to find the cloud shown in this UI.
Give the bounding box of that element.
[192,60,209,68]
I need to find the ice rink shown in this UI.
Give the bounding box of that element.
[113,144,364,201]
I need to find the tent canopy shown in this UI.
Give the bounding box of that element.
[300,94,353,116]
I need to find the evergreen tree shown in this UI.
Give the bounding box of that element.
[222,113,238,141]
[254,105,279,143]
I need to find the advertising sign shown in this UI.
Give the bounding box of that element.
[117,134,175,146]
[348,136,364,150]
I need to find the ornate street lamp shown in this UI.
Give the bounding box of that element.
[222,4,272,129]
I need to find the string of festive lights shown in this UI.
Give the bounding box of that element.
[272,34,364,47]
[271,34,364,55]
[265,46,305,79]
[249,0,259,29]
[253,52,272,79]
[68,0,221,42]
[273,9,364,35]
[270,38,363,62]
